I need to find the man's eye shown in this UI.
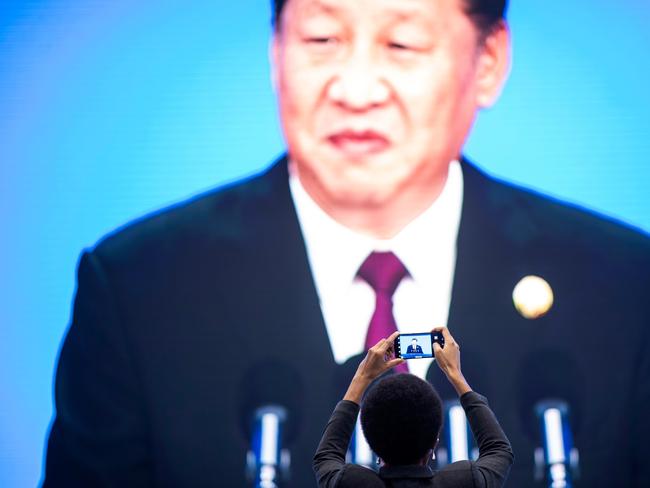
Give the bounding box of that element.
[388,42,414,51]
[305,37,338,45]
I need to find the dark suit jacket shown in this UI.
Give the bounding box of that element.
[406,345,423,354]
[44,156,650,487]
[313,392,513,488]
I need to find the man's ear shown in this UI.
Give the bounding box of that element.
[475,21,511,108]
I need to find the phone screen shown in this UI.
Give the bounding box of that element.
[395,332,434,359]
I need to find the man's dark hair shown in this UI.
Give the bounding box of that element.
[271,0,509,38]
[360,374,443,465]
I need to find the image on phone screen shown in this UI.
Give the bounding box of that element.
[396,332,434,359]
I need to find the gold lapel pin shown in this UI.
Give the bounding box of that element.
[512,275,554,319]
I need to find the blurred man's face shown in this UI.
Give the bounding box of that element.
[272,0,507,214]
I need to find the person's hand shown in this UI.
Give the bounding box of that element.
[343,331,405,404]
[433,327,472,396]
[355,331,404,381]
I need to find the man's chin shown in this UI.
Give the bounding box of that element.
[327,183,400,210]
[295,157,407,207]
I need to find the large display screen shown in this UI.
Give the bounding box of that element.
[1,1,649,486]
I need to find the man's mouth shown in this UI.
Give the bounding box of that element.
[327,130,390,156]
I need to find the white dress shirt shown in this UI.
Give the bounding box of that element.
[289,161,464,380]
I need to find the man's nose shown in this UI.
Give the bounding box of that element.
[327,50,390,111]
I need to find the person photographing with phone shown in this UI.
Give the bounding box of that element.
[313,328,513,487]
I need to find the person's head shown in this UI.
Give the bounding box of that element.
[270,0,510,233]
[412,339,418,345]
[273,0,508,39]
[360,373,443,465]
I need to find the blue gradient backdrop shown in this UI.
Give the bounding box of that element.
[1,1,648,486]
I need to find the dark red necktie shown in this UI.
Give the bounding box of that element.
[357,251,409,374]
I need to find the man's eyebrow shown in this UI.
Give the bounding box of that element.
[382,8,437,28]
[299,0,342,18]
[294,1,436,34]
[386,10,420,21]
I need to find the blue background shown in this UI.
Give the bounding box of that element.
[1,1,648,486]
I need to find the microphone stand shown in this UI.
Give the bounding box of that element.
[534,400,580,488]
[246,405,290,488]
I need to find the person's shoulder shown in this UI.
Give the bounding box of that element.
[433,460,474,483]
[91,157,288,265]
[337,464,385,487]
[463,160,650,263]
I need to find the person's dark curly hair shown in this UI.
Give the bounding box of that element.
[271,0,509,39]
[360,374,443,465]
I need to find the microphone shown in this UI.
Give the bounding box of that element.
[248,406,289,488]
[516,349,583,487]
[239,360,303,488]
[534,400,579,488]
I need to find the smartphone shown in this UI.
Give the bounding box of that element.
[394,331,445,359]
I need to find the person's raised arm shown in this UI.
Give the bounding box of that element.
[344,331,405,404]
[432,326,472,396]
[314,332,404,487]
[433,327,513,487]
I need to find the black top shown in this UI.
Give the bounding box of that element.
[314,392,514,488]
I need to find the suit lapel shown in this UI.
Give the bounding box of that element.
[239,156,333,365]
[226,156,342,484]
[445,160,536,398]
